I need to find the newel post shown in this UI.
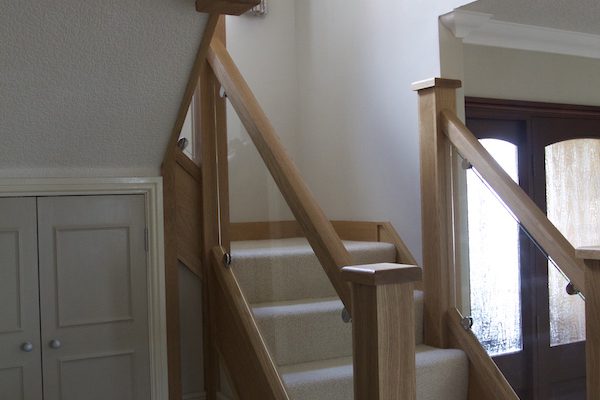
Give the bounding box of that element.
[576,247,600,400]
[412,78,462,348]
[342,263,422,400]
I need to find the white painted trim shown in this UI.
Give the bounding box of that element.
[0,177,168,400]
[441,10,600,60]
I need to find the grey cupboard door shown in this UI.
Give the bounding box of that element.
[0,198,43,400]
[37,195,151,400]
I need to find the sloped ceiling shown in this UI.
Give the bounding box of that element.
[0,0,207,177]
[461,0,600,35]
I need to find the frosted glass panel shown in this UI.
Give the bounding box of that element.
[467,139,522,356]
[546,139,600,346]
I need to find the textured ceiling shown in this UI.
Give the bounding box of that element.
[461,0,600,35]
[0,1,207,177]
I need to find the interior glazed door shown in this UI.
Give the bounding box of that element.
[466,98,600,399]
[531,118,600,399]
[0,198,43,400]
[37,195,151,400]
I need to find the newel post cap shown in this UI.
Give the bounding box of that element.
[411,77,462,91]
[341,263,422,286]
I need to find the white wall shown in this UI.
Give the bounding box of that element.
[463,45,600,106]
[227,0,471,261]
[0,0,207,178]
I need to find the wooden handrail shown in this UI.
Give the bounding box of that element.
[207,38,354,311]
[441,110,586,293]
[210,246,290,400]
[447,308,519,400]
[342,263,421,400]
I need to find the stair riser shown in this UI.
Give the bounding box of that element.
[254,301,352,366]
[233,253,337,303]
[232,240,397,303]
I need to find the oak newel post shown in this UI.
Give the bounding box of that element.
[342,263,422,400]
[412,78,462,348]
[576,247,600,400]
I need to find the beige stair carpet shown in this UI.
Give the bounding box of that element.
[230,238,468,400]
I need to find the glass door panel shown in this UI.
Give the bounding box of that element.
[545,138,600,346]
[466,139,522,356]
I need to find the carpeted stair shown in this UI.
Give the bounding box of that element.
[230,237,469,400]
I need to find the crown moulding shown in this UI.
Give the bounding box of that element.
[441,10,600,60]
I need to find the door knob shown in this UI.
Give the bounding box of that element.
[21,342,33,352]
[49,339,62,349]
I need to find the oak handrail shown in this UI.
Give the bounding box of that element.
[207,38,354,311]
[210,246,291,400]
[441,110,586,293]
[447,308,519,400]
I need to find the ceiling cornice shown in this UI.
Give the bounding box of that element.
[441,10,600,60]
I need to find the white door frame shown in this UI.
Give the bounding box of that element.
[0,177,168,400]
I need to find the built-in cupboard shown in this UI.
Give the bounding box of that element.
[0,195,151,400]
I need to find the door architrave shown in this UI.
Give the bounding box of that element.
[0,177,168,400]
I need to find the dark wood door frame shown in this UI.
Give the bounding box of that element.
[466,97,600,400]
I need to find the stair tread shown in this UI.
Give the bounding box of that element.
[232,237,396,258]
[280,345,465,379]
[280,345,469,400]
[253,297,342,314]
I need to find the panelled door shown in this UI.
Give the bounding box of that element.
[0,194,151,400]
[466,98,600,399]
[531,118,600,399]
[0,198,43,400]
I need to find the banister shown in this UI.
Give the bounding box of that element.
[207,38,354,312]
[441,109,586,293]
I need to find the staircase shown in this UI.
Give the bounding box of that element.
[229,237,469,400]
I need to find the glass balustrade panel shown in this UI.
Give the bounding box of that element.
[462,139,523,357]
